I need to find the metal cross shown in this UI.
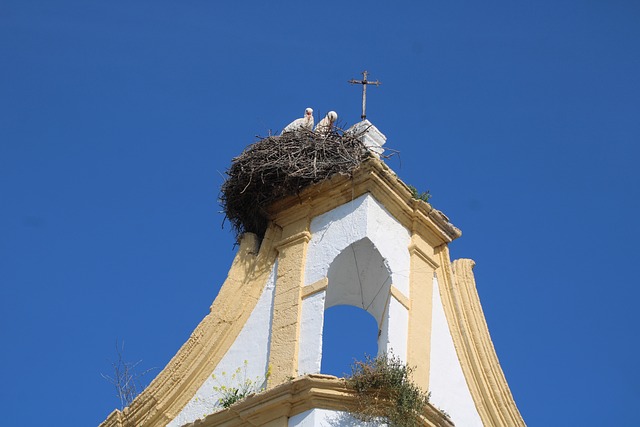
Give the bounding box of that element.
[348,70,381,120]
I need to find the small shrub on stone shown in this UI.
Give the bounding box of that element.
[346,353,430,427]
[407,185,431,203]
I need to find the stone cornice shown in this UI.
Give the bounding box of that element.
[408,242,440,269]
[268,158,461,246]
[184,374,454,427]
[275,230,312,250]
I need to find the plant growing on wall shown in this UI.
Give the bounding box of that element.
[407,185,432,203]
[101,340,155,409]
[346,353,431,427]
[211,360,270,408]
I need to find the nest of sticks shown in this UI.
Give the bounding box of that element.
[220,128,373,240]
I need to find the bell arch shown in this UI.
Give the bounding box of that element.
[304,194,412,297]
[325,237,392,324]
[319,237,392,375]
[298,236,409,376]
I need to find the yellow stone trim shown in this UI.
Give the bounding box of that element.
[269,158,461,246]
[99,227,282,427]
[406,233,435,391]
[408,242,440,270]
[435,247,526,426]
[99,410,122,427]
[301,277,328,299]
[268,218,311,387]
[275,230,311,250]
[184,374,454,427]
[390,285,410,310]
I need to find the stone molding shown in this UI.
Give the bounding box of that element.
[301,278,328,299]
[390,285,411,310]
[268,158,461,246]
[434,251,526,426]
[183,374,454,427]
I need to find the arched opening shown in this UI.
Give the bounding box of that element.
[320,305,378,376]
[319,238,393,376]
[325,238,392,323]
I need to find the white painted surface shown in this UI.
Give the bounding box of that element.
[298,290,326,375]
[166,262,278,427]
[288,408,377,426]
[429,275,483,426]
[299,194,411,374]
[378,300,390,358]
[306,194,410,296]
[326,237,392,324]
[380,296,408,362]
[347,119,387,157]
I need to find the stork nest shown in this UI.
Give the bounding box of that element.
[220,129,373,240]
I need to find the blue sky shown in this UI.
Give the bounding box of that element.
[1,1,639,425]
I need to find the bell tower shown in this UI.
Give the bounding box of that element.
[99,120,525,427]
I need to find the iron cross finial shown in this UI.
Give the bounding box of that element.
[348,70,381,120]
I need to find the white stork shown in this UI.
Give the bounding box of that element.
[314,111,338,135]
[281,108,314,134]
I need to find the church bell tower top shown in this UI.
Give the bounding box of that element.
[98,73,524,427]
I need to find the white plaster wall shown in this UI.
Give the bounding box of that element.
[305,194,410,296]
[298,290,326,375]
[378,296,408,362]
[166,262,278,427]
[325,238,392,324]
[429,275,483,427]
[299,194,411,374]
[378,301,390,357]
[289,408,380,426]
